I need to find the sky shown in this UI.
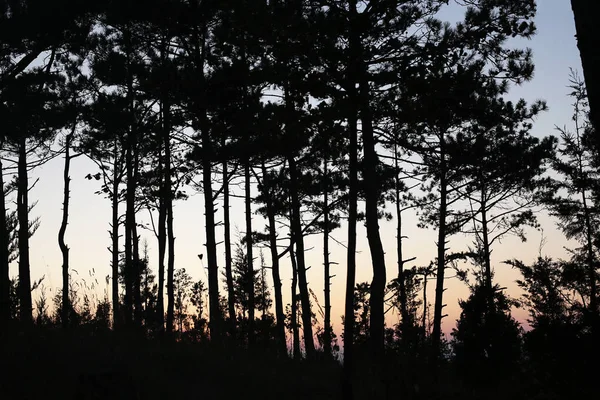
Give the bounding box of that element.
[7,1,583,341]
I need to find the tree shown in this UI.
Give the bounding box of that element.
[179,0,223,343]
[386,266,424,349]
[1,62,64,323]
[508,256,590,397]
[455,95,554,321]
[1,0,96,325]
[307,103,348,359]
[271,0,318,359]
[571,0,600,134]
[541,71,600,340]
[173,267,192,333]
[254,154,287,354]
[190,278,209,341]
[391,0,540,362]
[230,240,274,346]
[57,54,89,329]
[81,90,126,329]
[0,0,95,90]
[451,283,523,386]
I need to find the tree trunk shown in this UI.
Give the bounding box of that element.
[571,0,600,133]
[358,67,386,361]
[290,238,301,360]
[202,125,221,342]
[0,153,9,324]
[132,145,142,328]
[165,171,175,336]
[17,136,32,324]
[156,104,168,334]
[59,134,72,328]
[288,155,315,359]
[261,161,286,355]
[132,206,141,327]
[223,154,236,337]
[323,158,332,359]
[431,138,448,362]
[164,81,175,337]
[111,139,120,329]
[124,142,134,326]
[581,178,597,341]
[395,142,409,330]
[157,165,166,332]
[343,3,359,397]
[260,253,268,318]
[479,185,494,314]
[245,160,255,346]
[191,17,222,343]
[571,7,600,344]
[422,269,428,336]
[124,26,135,327]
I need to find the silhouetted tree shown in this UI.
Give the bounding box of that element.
[571,0,600,134]
[541,71,600,340]
[451,283,522,386]
[180,0,223,343]
[392,0,540,362]
[508,256,589,397]
[454,95,554,324]
[2,63,63,324]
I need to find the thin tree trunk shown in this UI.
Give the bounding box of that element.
[288,155,315,358]
[431,138,448,362]
[124,26,135,327]
[395,142,409,329]
[59,133,72,328]
[156,37,171,335]
[260,252,267,318]
[132,142,142,328]
[245,160,255,346]
[156,103,168,333]
[111,139,120,329]
[165,174,175,335]
[323,157,332,358]
[223,153,236,337]
[202,123,221,342]
[479,185,494,314]
[192,18,222,343]
[124,143,134,326]
[422,269,428,336]
[132,203,142,327]
[358,68,386,361]
[343,3,359,396]
[17,136,32,324]
[582,178,597,340]
[290,238,301,360]
[262,161,286,355]
[164,84,175,337]
[0,153,9,324]
[157,164,166,332]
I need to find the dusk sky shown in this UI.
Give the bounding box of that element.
[9,1,583,340]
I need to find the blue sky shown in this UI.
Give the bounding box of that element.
[9,1,583,337]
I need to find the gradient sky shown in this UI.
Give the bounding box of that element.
[8,1,582,340]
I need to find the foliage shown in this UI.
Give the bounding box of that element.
[2,1,599,398]
[451,283,523,384]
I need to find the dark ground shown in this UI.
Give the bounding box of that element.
[1,329,341,400]
[0,327,586,400]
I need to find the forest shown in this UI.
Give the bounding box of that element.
[1,0,599,399]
